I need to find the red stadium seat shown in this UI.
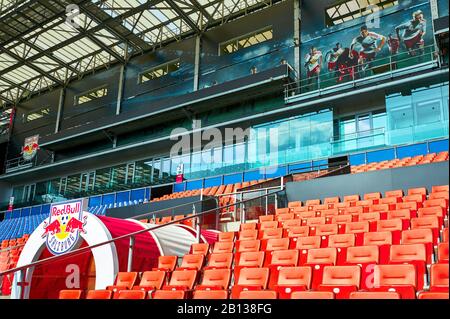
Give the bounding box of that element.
[349,291,401,299]
[133,271,166,292]
[153,290,185,299]
[342,221,369,245]
[259,215,275,223]
[274,267,312,299]
[370,264,417,299]
[59,290,82,299]
[401,229,434,264]
[234,251,265,280]
[432,185,448,193]
[317,266,361,299]
[328,233,355,263]
[345,245,379,289]
[305,248,337,289]
[267,249,299,290]
[190,243,209,256]
[385,190,403,198]
[193,290,228,299]
[438,243,449,264]
[204,253,233,270]
[417,292,449,299]
[196,269,231,291]
[259,228,283,240]
[218,232,235,242]
[153,256,177,272]
[212,241,234,254]
[231,267,269,299]
[376,219,403,243]
[164,270,197,291]
[408,187,427,196]
[239,290,277,299]
[389,244,426,290]
[240,223,257,231]
[259,221,278,231]
[177,254,204,271]
[296,236,321,265]
[430,264,449,292]
[107,272,139,297]
[239,229,258,241]
[86,290,112,299]
[411,217,440,245]
[117,290,147,299]
[291,291,335,299]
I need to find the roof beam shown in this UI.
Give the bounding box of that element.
[166,0,201,34]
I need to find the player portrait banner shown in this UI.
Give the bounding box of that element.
[300,0,433,81]
[176,163,184,183]
[22,135,39,161]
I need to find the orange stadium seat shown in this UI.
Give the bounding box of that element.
[86,290,112,299]
[196,269,231,291]
[117,290,147,299]
[193,290,228,299]
[349,291,401,299]
[291,291,335,299]
[190,243,209,256]
[153,256,178,272]
[59,290,82,299]
[429,264,449,292]
[177,254,204,271]
[317,266,361,299]
[239,290,277,299]
[133,271,166,292]
[204,253,233,270]
[153,290,185,299]
[107,272,139,297]
[231,267,269,299]
[369,264,417,299]
[164,270,197,291]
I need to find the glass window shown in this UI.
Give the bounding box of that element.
[416,100,442,125]
[139,60,180,83]
[152,159,161,183]
[111,164,126,187]
[75,86,108,105]
[65,175,80,195]
[220,27,273,55]
[94,168,111,191]
[24,107,50,123]
[134,160,152,185]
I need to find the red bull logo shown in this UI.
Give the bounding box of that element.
[22,135,39,161]
[42,201,87,255]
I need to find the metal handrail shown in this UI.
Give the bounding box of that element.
[0,187,285,278]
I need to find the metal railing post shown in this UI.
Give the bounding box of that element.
[274,193,278,211]
[241,203,246,224]
[127,236,135,272]
[264,189,268,216]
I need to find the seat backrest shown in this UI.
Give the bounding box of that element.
[158,256,178,271]
[432,185,449,193]
[346,245,379,264]
[270,249,299,266]
[402,229,433,245]
[200,269,231,289]
[117,290,146,300]
[396,201,418,211]
[190,243,209,255]
[305,199,321,206]
[296,236,321,250]
[364,192,381,201]
[363,231,392,246]
[286,226,310,237]
[411,217,440,230]
[168,270,197,289]
[324,197,340,204]
[345,221,369,234]
[418,207,445,218]
[193,290,228,299]
[288,201,302,209]
[239,229,258,241]
[139,271,166,289]
[59,290,82,299]
[429,191,449,200]
[291,291,335,299]
[349,291,400,299]
[331,214,353,224]
[180,254,204,270]
[153,290,185,299]
[390,244,426,263]
[218,232,235,242]
[207,253,233,269]
[306,248,337,265]
[321,209,339,218]
[387,209,410,220]
[259,221,279,230]
[276,213,295,222]
[359,212,380,222]
[374,265,416,287]
[240,223,257,231]
[259,228,283,240]
[376,219,403,232]
[239,290,277,299]
[259,215,275,223]
[213,241,234,254]
[408,187,427,196]
[438,243,449,262]
[115,272,138,289]
[322,266,361,287]
[277,267,312,289]
[237,251,265,267]
[314,224,339,236]
[236,239,261,253]
[265,238,290,251]
[236,267,269,289]
[385,189,403,198]
[344,195,359,202]
[424,199,448,209]
[328,234,355,248]
[86,290,112,299]
[282,219,302,228]
[306,217,326,226]
[430,264,449,288]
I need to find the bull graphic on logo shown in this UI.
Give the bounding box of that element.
[65,216,87,234]
[41,219,61,238]
[22,135,39,161]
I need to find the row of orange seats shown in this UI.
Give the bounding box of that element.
[59,262,449,299]
[351,152,449,174]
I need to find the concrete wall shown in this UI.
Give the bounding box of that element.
[286,161,449,202]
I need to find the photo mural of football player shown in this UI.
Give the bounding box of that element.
[395,10,426,57]
[300,1,433,87]
[304,46,323,87]
[350,25,387,75]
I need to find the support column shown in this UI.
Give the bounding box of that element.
[54,88,65,133]
[293,0,301,78]
[116,43,128,115]
[194,35,201,91]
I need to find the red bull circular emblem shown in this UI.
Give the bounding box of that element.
[42,200,87,255]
